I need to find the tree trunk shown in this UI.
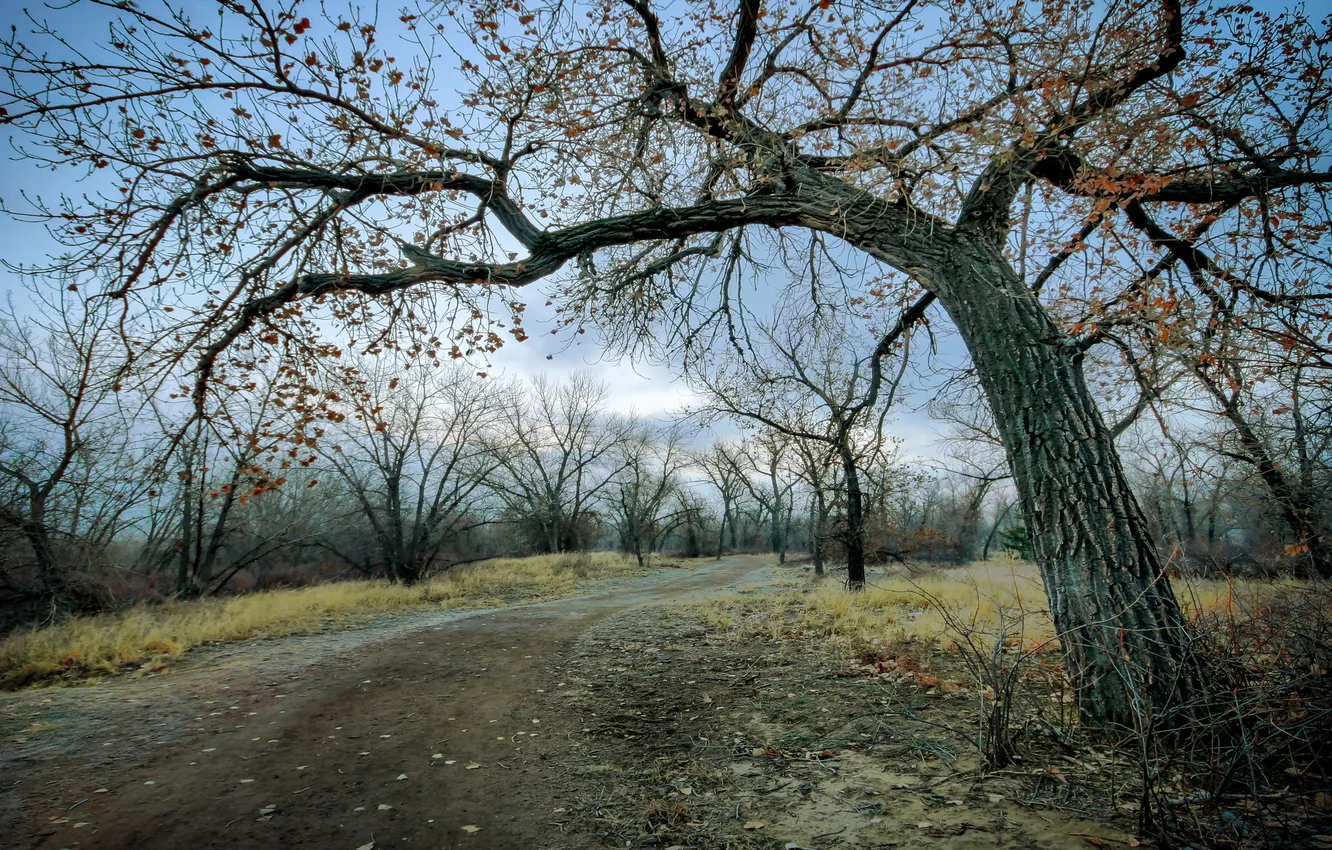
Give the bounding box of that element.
[960,480,995,561]
[929,238,1202,728]
[982,501,1015,561]
[546,516,561,555]
[683,517,701,558]
[715,503,728,561]
[23,490,65,606]
[807,492,824,576]
[840,446,866,588]
[176,474,198,598]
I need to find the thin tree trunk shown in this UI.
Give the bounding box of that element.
[177,473,197,597]
[715,503,728,561]
[930,240,1202,727]
[840,446,866,588]
[23,490,64,605]
[982,500,1015,561]
[807,492,824,576]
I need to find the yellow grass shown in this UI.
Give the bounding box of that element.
[0,551,667,688]
[695,556,1301,656]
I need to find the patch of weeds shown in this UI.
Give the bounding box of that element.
[642,799,691,828]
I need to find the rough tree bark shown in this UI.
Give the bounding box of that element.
[929,239,1203,723]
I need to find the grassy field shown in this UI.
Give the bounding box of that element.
[0,551,692,689]
[698,556,1301,655]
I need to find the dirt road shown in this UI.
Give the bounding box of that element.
[2,556,775,850]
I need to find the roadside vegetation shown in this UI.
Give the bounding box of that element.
[698,557,1303,653]
[0,552,691,689]
[682,560,1331,848]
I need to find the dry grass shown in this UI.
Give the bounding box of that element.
[0,551,664,688]
[695,556,1302,655]
[656,558,1332,849]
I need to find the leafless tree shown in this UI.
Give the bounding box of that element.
[320,359,503,583]
[486,373,633,553]
[1179,346,1331,577]
[605,421,689,566]
[927,376,1012,560]
[788,435,838,575]
[0,287,146,617]
[688,299,909,585]
[159,370,318,596]
[730,430,800,565]
[694,441,749,560]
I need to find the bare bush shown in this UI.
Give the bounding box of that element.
[1126,583,1332,846]
[913,582,1067,770]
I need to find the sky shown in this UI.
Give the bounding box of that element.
[0,0,966,460]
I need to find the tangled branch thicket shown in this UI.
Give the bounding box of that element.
[1132,584,1332,845]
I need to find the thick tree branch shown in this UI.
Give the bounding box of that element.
[958,0,1185,239]
[872,292,935,358]
[226,161,543,249]
[195,194,813,410]
[716,0,762,109]
[1030,143,1332,205]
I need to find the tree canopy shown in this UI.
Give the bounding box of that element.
[0,0,1324,404]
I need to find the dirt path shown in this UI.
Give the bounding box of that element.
[2,556,775,850]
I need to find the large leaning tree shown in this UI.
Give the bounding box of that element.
[2,0,1329,726]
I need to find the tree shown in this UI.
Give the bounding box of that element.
[487,373,632,553]
[929,378,1012,560]
[1117,422,1242,571]
[605,421,687,566]
[321,359,502,583]
[789,434,837,576]
[662,489,711,558]
[733,430,800,564]
[1175,336,1331,577]
[161,371,311,596]
[0,288,145,615]
[694,441,749,560]
[5,0,1330,724]
[688,297,908,586]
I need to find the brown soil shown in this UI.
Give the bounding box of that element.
[1,557,771,849]
[1,557,1136,850]
[536,581,1138,850]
